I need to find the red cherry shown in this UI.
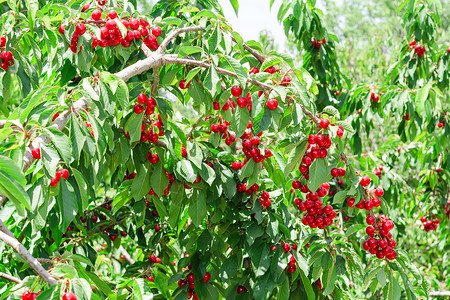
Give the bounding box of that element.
[186,273,195,282]
[179,80,190,89]
[267,99,278,110]
[202,272,211,283]
[360,175,371,187]
[133,104,144,114]
[31,148,41,159]
[22,291,32,300]
[264,66,276,74]
[137,93,147,104]
[149,154,159,164]
[61,169,69,180]
[374,187,384,197]
[237,285,247,294]
[152,26,162,37]
[107,10,118,19]
[378,239,388,248]
[50,178,58,186]
[91,9,102,20]
[0,36,6,47]
[319,119,330,129]
[81,3,90,12]
[62,292,77,300]
[154,225,161,232]
[366,215,375,225]
[109,234,117,241]
[282,243,290,253]
[75,23,86,35]
[236,97,247,108]
[249,67,259,74]
[330,168,339,177]
[231,86,242,97]
[59,24,66,35]
[366,226,375,236]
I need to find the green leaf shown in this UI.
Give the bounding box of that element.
[239,159,256,181]
[150,161,169,198]
[219,254,238,281]
[0,170,31,215]
[199,163,216,186]
[231,106,250,138]
[323,264,337,296]
[125,113,144,143]
[188,190,206,227]
[333,190,348,204]
[69,114,86,161]
[284,140,307,177]
[223,55,248,88]
[415,82,431,115]
[203,64,220,96]
[377,268,386,287]
[132,163,152,199]
[168,181,184,228]
[249,241,270,276]
[299,269,315,300]
[0,155,26,186]
[42,128,73,164]
[231,31,245,55]
[41,143,60,176]
[176,160,197,183]
[307,158,332,193]
[346,224,365,237]
[57,180,78,230]
[71,168,89,211]
[208,25,222,53]
[187,142,203,167]
[229,0,239,15]
[260,56,283,73]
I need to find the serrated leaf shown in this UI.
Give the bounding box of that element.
[223,55,248,88]
[284,140,307,177]
[307,158,332,193]
[188,190,206,227]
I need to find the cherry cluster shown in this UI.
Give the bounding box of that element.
[50,168,70,186]
[311,38,326,49]
[59,8,162,53]
[297,195,337,229]
[402,113,410,121]
[208,119,236,146]
[298,132,334,180]
[373,165,383,177]
[370,91,380,102]
[419,216,440,231]
[347,187,383,211]
[177,271,211,300]
[0,36,14,71]
[21,291,42,300]
[362,215,397,260]
[437,119,445,128]
[236,181,259,195]
[257,190,272,208]
[408,40,426,57]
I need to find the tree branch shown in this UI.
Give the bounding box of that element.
[430,291,450,297]
[0,226,57,286]
[151,68,160,98]
[0,272,22,284]
[119,245,135,264]
[229,34,265,64]
[157,26,202,53]
[186,114,204,140]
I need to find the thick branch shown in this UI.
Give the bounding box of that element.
[0,229,57,286]
[430,291,450,297]
[0,272,22,284]
[152,68,160,98]
[157,26,202,53]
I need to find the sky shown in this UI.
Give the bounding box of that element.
[218,0,288,50]
[218,0,327,51]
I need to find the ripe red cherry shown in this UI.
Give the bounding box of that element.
[133,104,144,114]
[366,226,375,236]
[59,24,66,35]
[374,187,384,197]
[264,66,276,74]
[107,10,118,19]
[330,168,339,177]
[137,93,147,104]
[319,119,330,129]
[61,169,69,180]
[75,23,86,35]
[282,243,290,253]
[249,67,259,74]
[179,80,190,89]
[366,215,375,225]
[360,175,371,187]
[237,285,247,294]
[91,9,102,20]
[231,86,242,97]
[378,239,388,248]
[31,148,41,159]
[155,225,161,232]
[22,291,32,300]
[0,36,6,47]
[50,178,58,186]
[292,180,301,189]
[236,97,247,108]
[186,273,195,282]
[152,26,162,37]
[62,292,77,300]
[202,272,211,283]
[382,220,394,231]
[267,99,278,110]
[109,234,117,241]
[149,154,159,164]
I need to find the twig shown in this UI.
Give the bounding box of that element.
[151,68,159,98]
[140,43,152,57]
[229,34,265,64]
[0,272,22,284]
[119,245,135,264]
[37,258,53,264]
[0,224,57,286]
[157,26,202,53]
[430,291,450,297]
[186,114,204,140]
